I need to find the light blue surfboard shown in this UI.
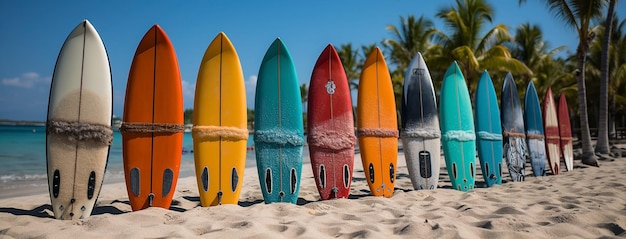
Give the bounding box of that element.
[474,71,503,187]
[523,81,547,177]
[254,38,304,204]
[439,62,476,192]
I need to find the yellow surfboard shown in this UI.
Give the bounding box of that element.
[357,47,398,197]
[193,32,248,206]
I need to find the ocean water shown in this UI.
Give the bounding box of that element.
[0,125,257,192]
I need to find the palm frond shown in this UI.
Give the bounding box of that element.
[476,24,512,54]
[545,0,579,30]
[451,45,480,72]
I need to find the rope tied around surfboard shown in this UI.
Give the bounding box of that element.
[254,129,305,146]
[526,134,545,140]
[47,120,113,145]
[545,135,561,140]
[192,125,249,142]
[442,130,476,142]
[119,122,184,134]
[356,128,399,138]
[502,131,526,138]
[401,128,441,139]
[476,131,503,141]
[307,130,356,150]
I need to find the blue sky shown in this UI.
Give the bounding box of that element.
[1,0,622,121]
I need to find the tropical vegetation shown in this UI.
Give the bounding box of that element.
[336,0,624,166]
[183,0,624,167]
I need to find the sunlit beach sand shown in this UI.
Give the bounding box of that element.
[0,142,624,238]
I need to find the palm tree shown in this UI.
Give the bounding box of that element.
[611,20,626,135]
[300,83,308,131]
[300,83,308,106]
[589,16,626,142]
[511,23,569,98]
[384,15,437,74]
[432,0,531,95]
[595,0,617,155]
[541,0,607,166]
[337,43,362,91]
[384,14,438,129]
[247,108,255,130]
[184,109,194,124]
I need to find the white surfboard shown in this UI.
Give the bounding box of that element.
[46,20,112,220]
[400,53,441,190]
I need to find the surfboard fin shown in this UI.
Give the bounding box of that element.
[148,193,154,207]
[319,165,326,189]
[368,163,375,183]
[343,164,350,188]
[290,168,297,194]
[231,168,239,192]
[87,171,96,200]
[279,191,285,200]
[52,170,60,198]
[201,167,209,192]
[389,163,395,183]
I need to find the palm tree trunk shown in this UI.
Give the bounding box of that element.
[610,94,616,138]
[576,48,599,166]
[595,0,616,155]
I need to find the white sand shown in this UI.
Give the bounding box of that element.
[1,150,625,238]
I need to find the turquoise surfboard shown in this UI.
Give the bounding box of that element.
[523,81,547,176]
[254,38,304,204]
[439,62,476,192]
[473,71,503,187]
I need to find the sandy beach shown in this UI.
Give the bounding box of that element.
[1,146,625,239]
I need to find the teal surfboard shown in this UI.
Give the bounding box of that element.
[523,81,547,176]
[439,62,476,192]
[254,38,304,204]
[473,71,503,187]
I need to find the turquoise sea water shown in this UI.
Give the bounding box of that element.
[0,125,257,193]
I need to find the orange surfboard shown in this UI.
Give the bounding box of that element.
[357,47,398,197]
[121,25,184,211]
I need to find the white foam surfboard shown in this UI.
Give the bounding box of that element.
[46,20,112,220]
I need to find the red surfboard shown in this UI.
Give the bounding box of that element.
[307,44,356,200]
[542,87,560,175]
[557,93,574,171]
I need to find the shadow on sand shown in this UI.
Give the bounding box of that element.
[0,204,54,219]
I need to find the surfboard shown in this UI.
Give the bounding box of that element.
[523,81,547,177]
[46,20,112,220]
[542,87,560,175]
[193,32,247,206]
[558,93,574,171]
[501,73,527,182]
[473,70,503,187]
[254,38,304,204]
[121,25,184,211]
[307,44,356,200]
[357,47,398,197]
[439,61,476,192]
[400,52,440,190]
